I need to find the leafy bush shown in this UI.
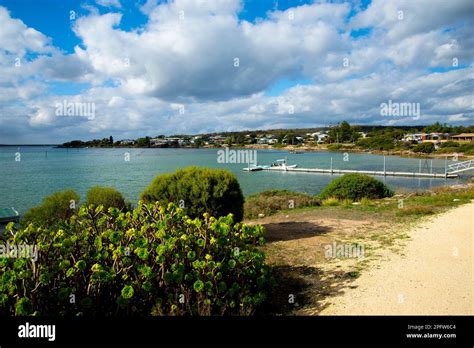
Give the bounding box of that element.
[413,142,435,153]
[86,186,130,211]
[327,144,343,151]
[436,146,461,154]
[437,143,474,155]
[0,202,271,316]
[319,174,394,201]
[459,143,474,154]
[356,135,395,151]
[141,167,244,222]
[21,190,79,228]
[244,190,320,219]
[439,141,460,148]
[463,148,474,155]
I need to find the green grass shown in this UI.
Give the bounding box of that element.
[347,271,360,279]
[244,190,320,219]
[245,185,474,222]
[395,205,436,217]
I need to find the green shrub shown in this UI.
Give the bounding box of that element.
[21,190,79,227]
[141,167,244,222]
[459,143,474,154]
[356,136,395,151]
[395,205,436,216]
[436,146,461,154]
[463,148,474,155]
[244,190,320,219]
[327,144,343,151]
[340,198,353,207]
[439,141,460,148]
[321,197,340,206]
[413,142,435,153]
[438,143,474,155]
[0,202,271,316]
[86,186,130,211]
[319,174,394,201]
[271,143,284,148]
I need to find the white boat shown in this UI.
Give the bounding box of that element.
[270,159,297,169]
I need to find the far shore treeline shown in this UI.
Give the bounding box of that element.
[57,122,474,149]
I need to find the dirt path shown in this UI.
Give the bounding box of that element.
[319,202,474,315]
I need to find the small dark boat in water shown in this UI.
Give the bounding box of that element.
[0,207,20,224]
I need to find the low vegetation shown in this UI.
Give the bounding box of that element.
[243,175,393,218]
[395,206,436,216]
[436,142,474,155]
[86,186,131,211]
[356,135,396,151]
[245,184,474,223]
[21,190,79,228]
[412,142,435,153]
[0,202,272,316]
[244,190,320,219]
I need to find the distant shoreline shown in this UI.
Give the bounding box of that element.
[2,143,472,160]
[0,144,59,146]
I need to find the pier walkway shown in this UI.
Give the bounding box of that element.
[262,166,458,178]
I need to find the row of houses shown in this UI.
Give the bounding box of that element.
[118,131,474,147]
[401,133,474,143]
[257,135,278,144]
[150,137,191,146]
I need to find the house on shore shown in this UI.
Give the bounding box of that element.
[450,133,474,142]
[402,133,451,143]
[209,135,227,145]
[150,137,168,146]
[422,133,451,142]
[120,139,135,145]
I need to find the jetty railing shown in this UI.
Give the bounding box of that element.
[446,159,474,174]
[253,156,464,179]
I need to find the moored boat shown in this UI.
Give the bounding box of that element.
[270,159,298,169]
[0,207,20,224]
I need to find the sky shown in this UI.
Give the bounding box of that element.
[0,0,473,144]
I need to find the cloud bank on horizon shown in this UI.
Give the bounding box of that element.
[0,0,473,144]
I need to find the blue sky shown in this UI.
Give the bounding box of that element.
[0,0,472,143]
[2,0,318,52]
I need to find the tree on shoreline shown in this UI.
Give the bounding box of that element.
[328,121,361,143]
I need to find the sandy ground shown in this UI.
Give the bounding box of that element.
[319,202,474,315]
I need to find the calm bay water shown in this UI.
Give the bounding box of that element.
[0,146,467,214]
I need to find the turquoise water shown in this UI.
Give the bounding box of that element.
[0,146,467,214]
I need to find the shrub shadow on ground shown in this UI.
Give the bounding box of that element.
[263,221,333,242]
[258,265,357,316]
